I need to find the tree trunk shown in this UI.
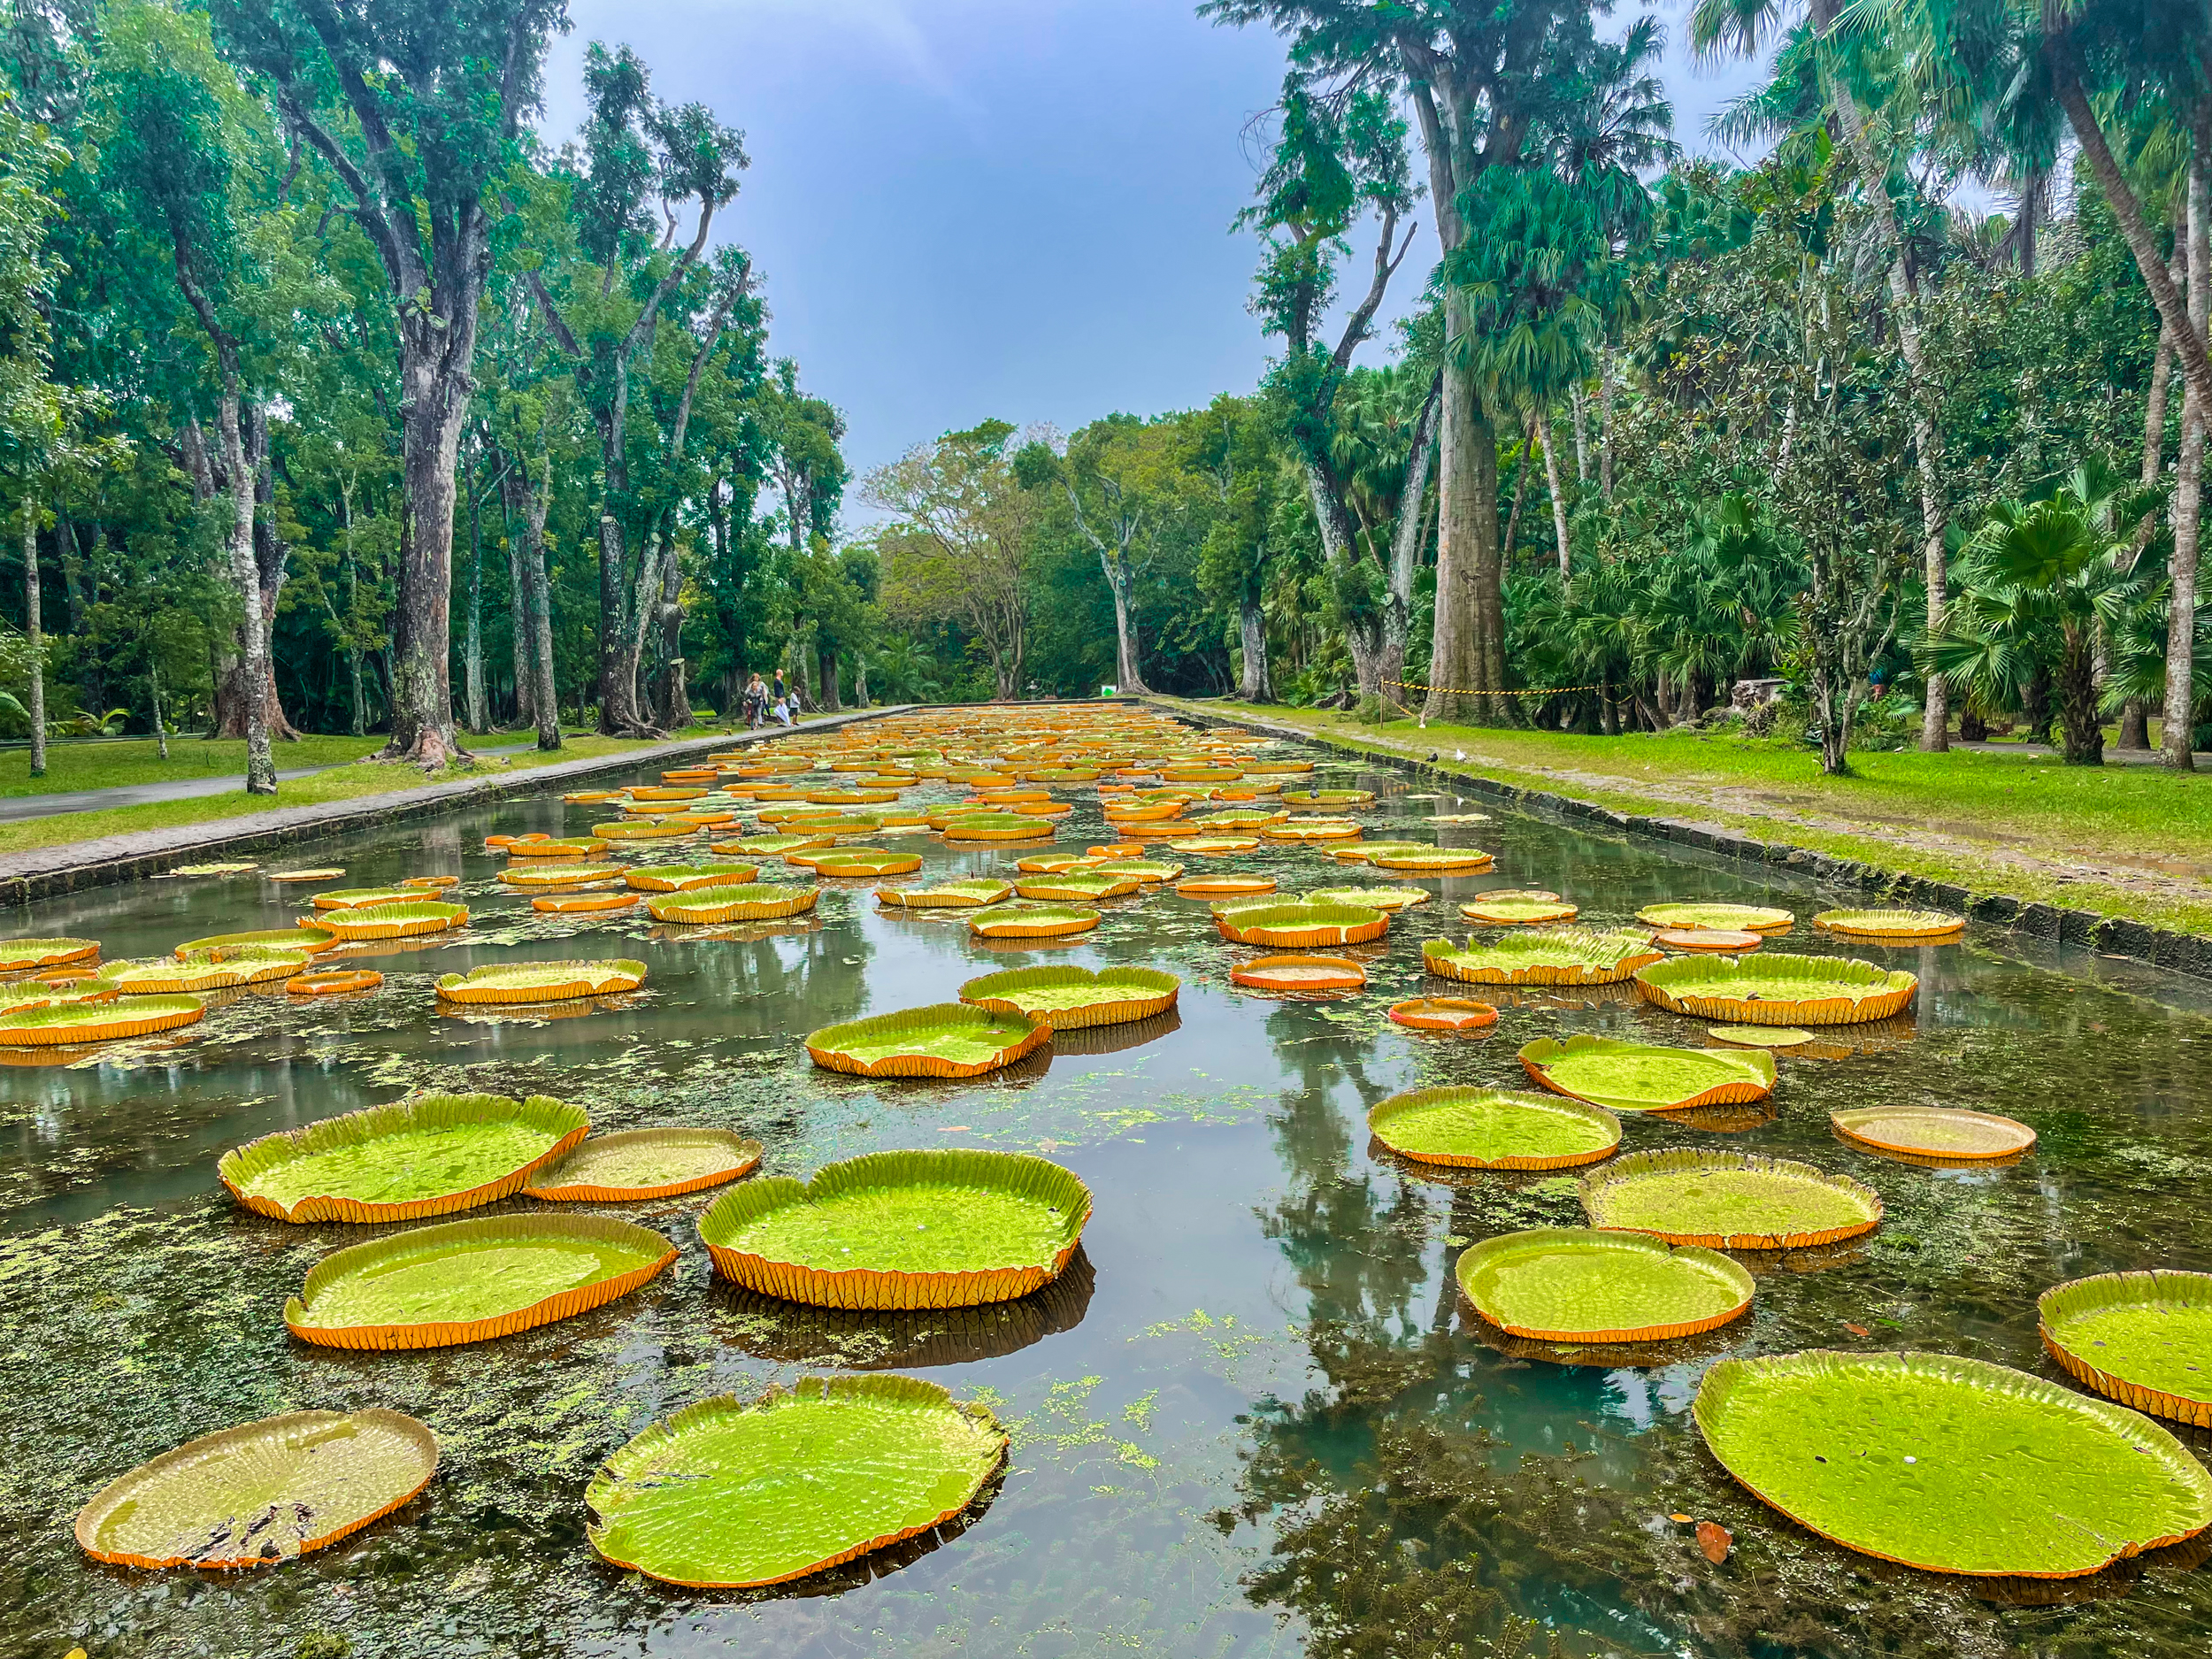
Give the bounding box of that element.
[1599,343,1617,503]
[655,535,691,729]
[22,499,43,777]
[1104,558,1148,692]
[816,645,842,712]
[1381,376,1441,701]
[214,393,275,794]
[595,504,637,733]
[2022,664,2053,744]
[2165,135,2208,772]
[385,328,472,766]
[150,661,169,759]
[2059,625,2105,765]
[506,499,532,730]
[465,473,487,734]
[522,457,560,751]
[1540,409,1571,578]
[1569,383,1590,483]
[1426,284,1503,725]
[2117,698,2149,750]
[1502,426,1531,563]
[1237,595,1272,702]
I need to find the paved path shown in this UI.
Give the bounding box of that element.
[0,742,536,824]
[1954,741,2212,767]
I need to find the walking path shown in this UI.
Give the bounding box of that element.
[0,710,910,907]
[1954,741,2212,767]
[0,742,537,824]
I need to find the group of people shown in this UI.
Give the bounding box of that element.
[740,671,802,730]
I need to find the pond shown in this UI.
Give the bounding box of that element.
[4,711,2212,1659]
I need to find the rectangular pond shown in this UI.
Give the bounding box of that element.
[4,715,2211,1658]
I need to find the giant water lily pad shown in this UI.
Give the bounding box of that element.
[1309,884,1429,912]
[1213,901,1387,947]
[647,882,819,924]
[177,942,314,984]
[622,862,760,892]
[806,1003,1048,1078]
[714,833,834,856]
[1634,953,1917,1025]
[1637,902,1794,933]
[1328,841,1428,865]
[500,863,623,889]
[1424,928,1663,987]
[699,1148,1092,1309]
[1457,1228,1754,1343]
[95,957,250,995]
[309,887,417,910]
[1580,1148,1881,1248]
[73,1409,438,1571]
[2039,1271,2212,1428]
[1368,1087,1619,1170]
[1087,858,1183,882]
[176,926,335,957]
[1813,908,1965,941]
[523,1128,763,1202]
[315,900,468,941]
[959,965,1179,1030]
[1520,1034,1776,1113]
[587,1376,1004,1588]
[219,1093,588,1223]
[877,879,1012,910]
[435,959,645,1005]
[285,1212,677,1349]
[1369,847,1493,872]
[1831,1105,2036,1163]
[1694,1349,2212,1577]
[968,902,1099,940]
[1461,895,1578,925]
[0,994,204,1046]
[0,936,99,973]
[1012,872,1142,902]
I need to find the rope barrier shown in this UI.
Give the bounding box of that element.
[1386,680,1605,698]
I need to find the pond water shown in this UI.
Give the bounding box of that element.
[5,723,2212,1659]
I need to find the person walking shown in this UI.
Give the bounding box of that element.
[772,667,786,710]
[743,672,766,729]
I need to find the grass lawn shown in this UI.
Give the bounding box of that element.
[0,727,749,858]
[1166,699,2212,939]
[0,734,386,797]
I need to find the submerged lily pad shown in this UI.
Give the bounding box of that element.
[1634,952,1918,1025]
[1708,1025,1816,1048]
[1580,1148,1881,1248]
[805,1002,1048,1078]
[1456,1228,1754,1343]
[285,1212,677,1349]
[1636,902,1795,933]
[1519,1034,1777,1112]
[1424,928,1663,987]
[1831,1105,2036,1163]
[434,959,646,1005]
[74,1409,438,1571]
[1368,1087,1619,1170]
[1694,1349,2212,1577]
[219,1093,589,1223]
[522,1128,763,1202]
[586,1376,1007,1588]
[2039,1271,2212,1428]
[958,965,1179,1029]
[698,1148,1092,1309]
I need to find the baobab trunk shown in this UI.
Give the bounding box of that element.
[1425,290,1504,725]
[1237,596,1272,703]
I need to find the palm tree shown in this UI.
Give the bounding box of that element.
[1925,490,2145,764]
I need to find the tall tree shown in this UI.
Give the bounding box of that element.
[214,0,569,766]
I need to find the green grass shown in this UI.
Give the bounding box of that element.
[0,734,384,796]
[1167,700,2212,939]
[0,729,740,857]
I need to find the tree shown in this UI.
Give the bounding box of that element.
[214,0,570,767]
[865,420,1038,701]
[756,359,849,699]
[1193,394,1289,702]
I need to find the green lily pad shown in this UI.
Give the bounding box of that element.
[1813,908,1965,941]
[73,1409,438,1571]
[1580,1148,1882,1248]
[1831,1105,2036,1162]
[1636,902,1794,933]
[586,1376,1005,1587]
[1694,1349,2212,1576]
[1633,952,1917,1025]
[1368,1087,1619,1170]
[1518,1033,1776,1112]
[1212,901,1387,946]
[1707,1025,1816,1048]
[718,833,835,855]
[1460,895,1578,924]
[1308,885,1429,911]
[698,1148,1092,1308]
[645,882,819,924]
[175,926,335,956]
[1086,858,1183,881]
[219,1093,588,1223]
[315,899,468,940]
[876,879,1013,909]
[958,965,1179,1029]
[1011,872,1142,901]
[1456,1227,1754,1343]
[523,1128,763,1201]
[805,1002,1048,1077]
[968,902,1100,939]
[1330,841,1431,864]
[0,994,204,1045]
[434,959,645,1004]
[2040,1271,2212,1428]
[285,1212,676,1348]
[0,935,100,972]
[1424,928,1662,986]
[621,862,762,892]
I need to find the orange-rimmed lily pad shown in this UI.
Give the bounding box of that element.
[805,1003,1048,1078]
[805,849,926,878]
[1813,908,1966,941]
[2039,1271,2212,1428]
[315,900,468,941]
[0,936,100,973]
[1580,1148,1881,1248]
[173,944,313,986]
[1632,953,1917,1025]
[285,1212,677,1350]
[156,861,259,878]
[647,882,820,924]
[1309,885,1429,912]
[73,1409,438,1571]
[876,879,1013,910]
[435,959,646,1005]
[1694,1349,2212,1577]
[219,1092,589,1223]
[1461,895,1578,925]
[1652,926,1763,952]
[959,965,1179,1030]
[584,1377,1006,1589]
[1457,1228,1754,1344]
[499,863,623,890]
[1371,847,1493,872]
[399,874,461,891]
[176,926,334,958]
[1637,902,1794,934]
[1424,928,1662,986]
[94,957,249,995]
[533,891,639,915]
[1231,954,1366,993]
[1181,836,1261,855]
[523,1128,763,1202]
[697,1148,1090,1309]
[621,862,761,892]
[1831,1105,2036,1163]
[0,994,204,1045]
[1175,874,1276,897]
[286,968,384,997]
[968,902,1100,940]
[593,818,696,841]
[1369,1087,1618,1169]
[1259,817,1363,841]
[1011,872,1142,902]
[1520,1033,1777,1113]
[268,867,345,882]
[1386,997,1499,1033]
[1212,901,1386,948]
[505,836,611,858]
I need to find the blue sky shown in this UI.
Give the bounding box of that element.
[541,1,1771,505]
